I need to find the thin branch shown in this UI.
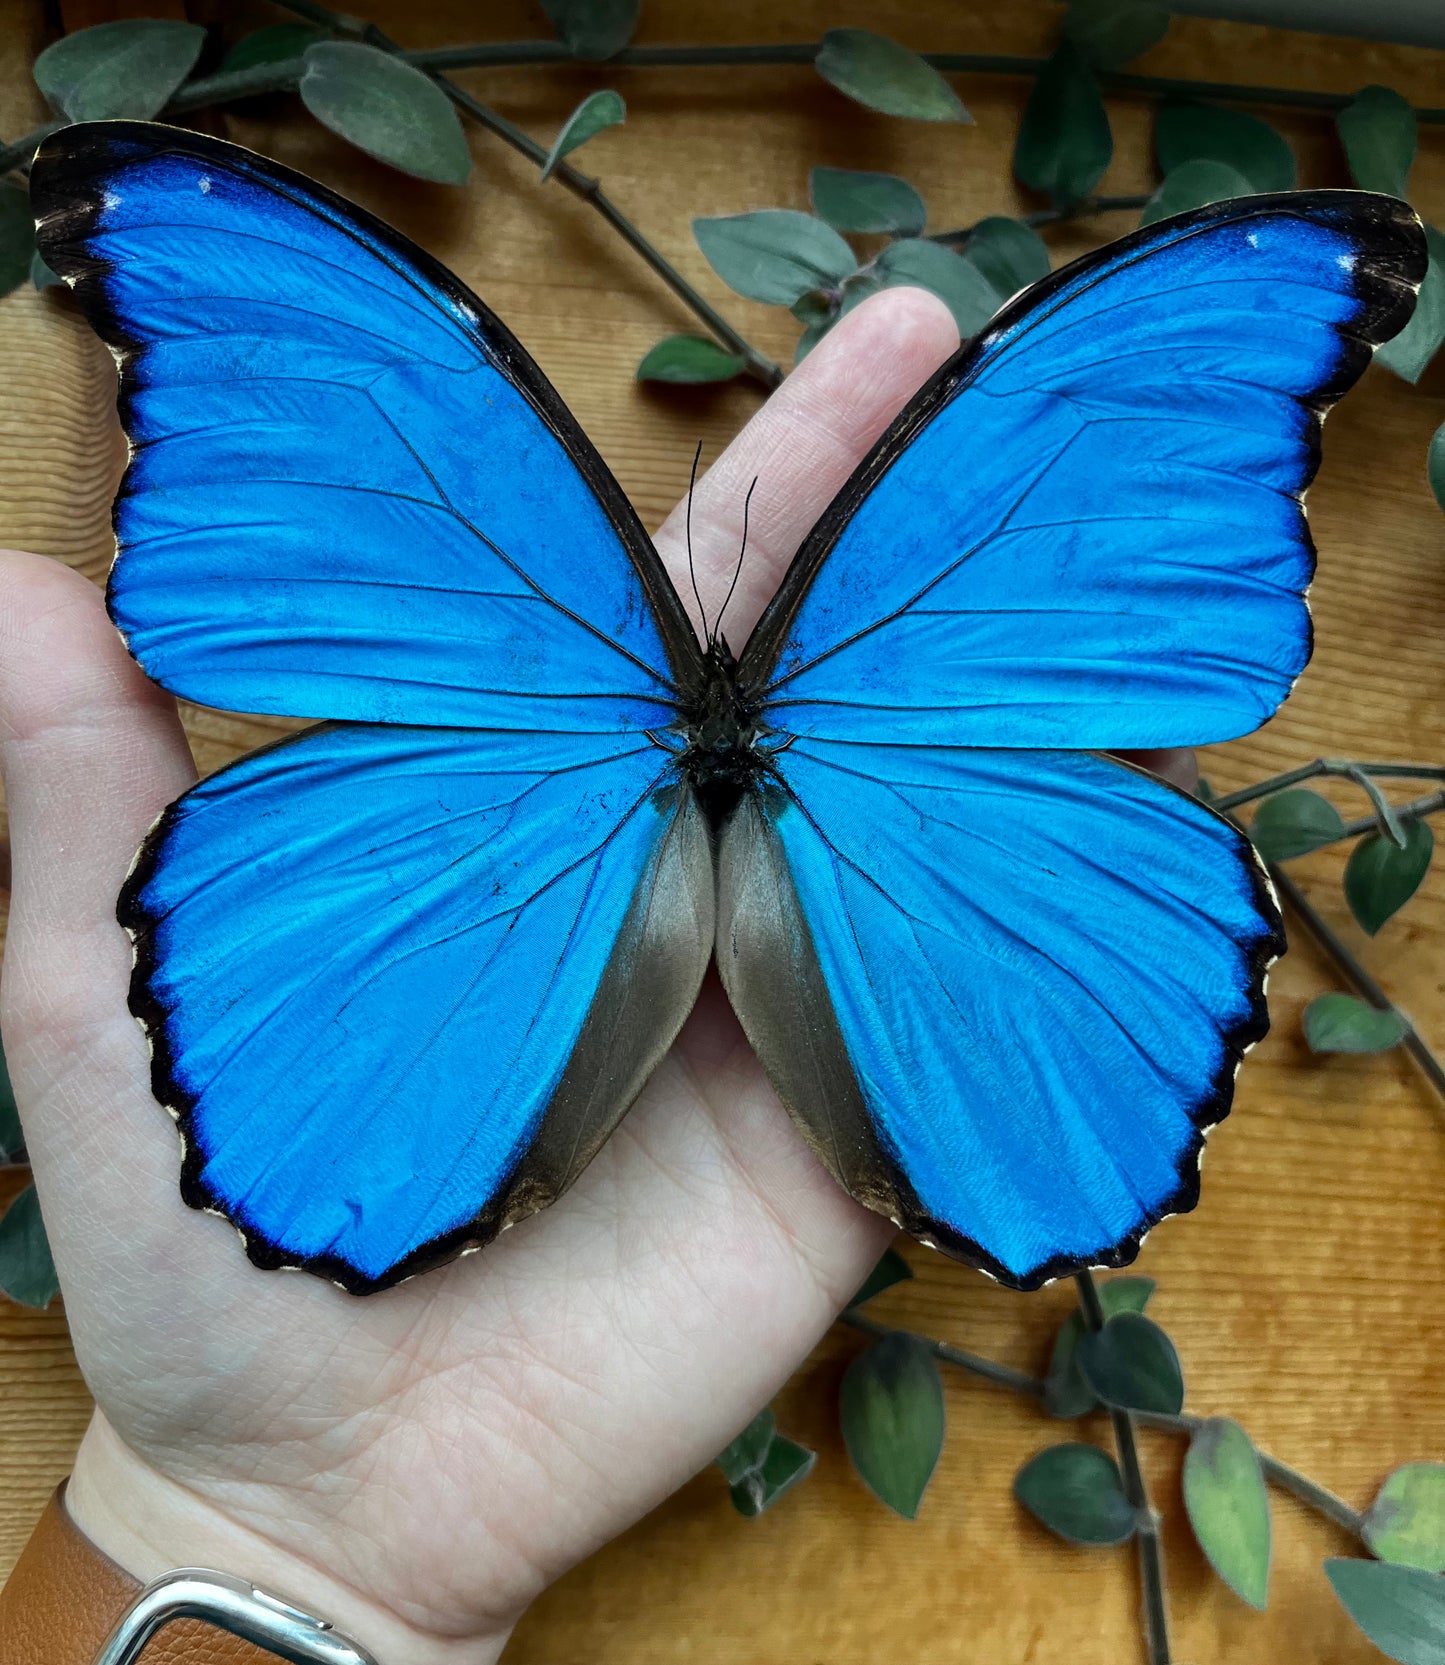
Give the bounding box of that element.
[1334,787,1445,845]
[1132,1409,1366,1538]
[931,194,1149,246]
[251,38,1445,123]
[839,1309,1046,1398]
[837,1311,1372,1544]
[1269,863,1445,1103]
[266,0,786,389]
[1076,1272,1171,1665]
[1343,762,1407,848]
[1211,759,1445,814]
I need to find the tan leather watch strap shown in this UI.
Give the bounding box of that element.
[0,1484,280,1663]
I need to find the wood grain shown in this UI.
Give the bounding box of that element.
[1,3,1444,1660]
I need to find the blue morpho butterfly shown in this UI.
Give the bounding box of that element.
[30,121,1425,1296]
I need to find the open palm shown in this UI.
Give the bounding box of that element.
[0,290,997,1663]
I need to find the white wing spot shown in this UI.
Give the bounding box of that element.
[102,189,122,212]
[198,176,212,194]
[1246,231,1260,248]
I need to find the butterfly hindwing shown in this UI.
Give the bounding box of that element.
[723,194,1424,1286]
[124,723,713,1292]
[718,743,1279,1289]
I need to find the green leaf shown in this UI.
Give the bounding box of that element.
[874,239,1000,337]
[1064,0,1169,72]
[1141,159,1253,227]
[221,23,324,74]
[840,1331,945,1518]
[1156,100,1296,192]
[1346,821,1433,935]
[635,334,744,384]
[716,1408,816,1516]
[794,321,832,364]
[849,1246,914,1307]
[717,1408,776,1484]
[729,1434,816,1517]
[0,181,36,301]
[541,89,624,180]
[1366,1466,1445,1573]
[0,1186,58,1310]
[964,217,1050,299]
[694,210,855,306]
[1249,788,1346,862]
[299,42,471,185]
[1337,85,1417,199]
[1303,992,1408,1055]
[1326,1559,1445,1665]
[793,275,880,363]
[809,167,926,236]
[34,20,205,122]
[1044,1275,1155,1419]
[1077,1312,1184,1415]
[1015,1443,1137,1546]
[1183,1418,1271,1609]
[541,0,639,61]
[1015,42,1113,209]
[815,29,970,123]
[1429,423,1445,512]
[1378,226,1445,385]
[0,1033,22,1163]
[790,288,835,326]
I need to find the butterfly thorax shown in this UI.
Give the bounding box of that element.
[676,637,767,825]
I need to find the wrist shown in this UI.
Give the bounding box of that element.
[66,1415,514,1665]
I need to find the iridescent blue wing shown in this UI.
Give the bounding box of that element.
[32,124,712,1291]
[125,725,712,1292]
[719,744,1278,1289]
[31,121,697,731]
[721,196,1423,1287]
[741,193,1424,750]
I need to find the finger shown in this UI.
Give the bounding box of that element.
[652,287,959,643]
[1115,747,1200,793]
[0,551,194,1172]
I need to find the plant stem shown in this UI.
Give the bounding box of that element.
[1342,763,1407,846]
[1334,787,1445,844]
[286,39,1445,122]
[1131,1409,1366,1536]
[267,1,786,389]
[930,194,1149,247]
[1211,759,1445,814]
[840,1308,1046,1397]
[1268,863,1445,1102]
[837,1309,1372,1544]
[1076,1272,1171,1665]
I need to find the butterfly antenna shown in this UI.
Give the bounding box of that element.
[714,475,758,648]
[685,441,708,643]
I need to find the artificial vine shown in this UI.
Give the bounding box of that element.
[0,3,1443,1662]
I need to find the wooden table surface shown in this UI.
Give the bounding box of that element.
[0,3,1443,1660]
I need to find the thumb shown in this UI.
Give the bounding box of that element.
[0,551,194,1275]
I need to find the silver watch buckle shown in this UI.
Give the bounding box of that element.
[92,1568,380,1664]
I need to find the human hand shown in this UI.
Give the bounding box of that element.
[0,285,1193,1663]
